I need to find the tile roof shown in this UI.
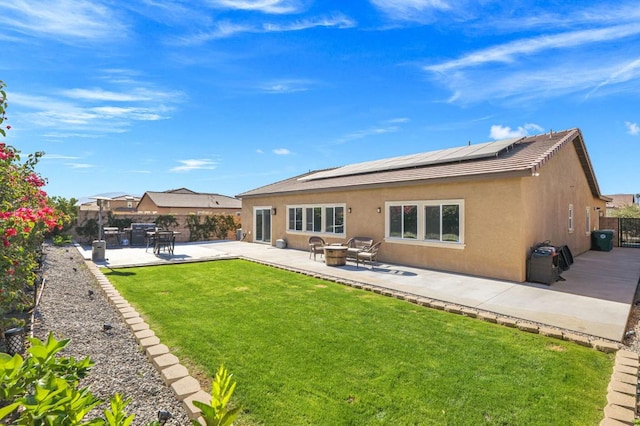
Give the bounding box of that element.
[606,194,637,209]
[238,128,605,199]
[143,191,241,209]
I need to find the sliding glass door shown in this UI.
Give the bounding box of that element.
[254,208,272,243]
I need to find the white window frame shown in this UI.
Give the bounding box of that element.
[286,203,346,236]
[568,204,574,234]
[585,207,591,235]
[385,199,465,249]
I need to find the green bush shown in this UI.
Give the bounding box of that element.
[0,333,239,425]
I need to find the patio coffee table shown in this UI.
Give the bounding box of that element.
[324,246,348,266]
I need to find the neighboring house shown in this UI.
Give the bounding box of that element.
[78,194,140,213]
[237,128,608,282]
[605,194,640,216]
[77,194,140,227]
[136,188,242,216]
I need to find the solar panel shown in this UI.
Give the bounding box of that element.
[299,137,521,182]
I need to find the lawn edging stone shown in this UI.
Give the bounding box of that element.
[160,363,190,385]
[146,343,170,358]
[604,350,639,425]
[182,390,212,421]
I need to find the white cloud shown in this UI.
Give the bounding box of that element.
[62,88,154,102]
[370,0,451,22]
[385,117,410,124]
[426,24,640,74]
[207,0,303,14]
[259,79,314,94]
[176,14,354,44]
[489,123,543,140]
[42,154,80,160]
[65,163,95,169]
[419,2,640,105]
[587,58,640,98]
[0,0,126,41]
[263,15,356,32]
[90,106,165,121]
[273,148,291,155]
[430,55,640,105]
[333,119,407,145]
[626,121,640,136]
[256,149,264,154]
[10,81,177,134]
[170,159,218,172]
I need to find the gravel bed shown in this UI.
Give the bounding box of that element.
[32,243,191,425]
[621,283,640,355]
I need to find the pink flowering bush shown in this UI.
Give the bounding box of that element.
[1,81,66,331]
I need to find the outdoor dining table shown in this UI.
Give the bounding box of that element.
[145,230,181,254]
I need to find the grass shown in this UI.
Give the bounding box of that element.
[105,259,612,425]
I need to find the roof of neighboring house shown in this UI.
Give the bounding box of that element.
[78,194,140,211]
[140,190,241,209]
[164,188,198,194]
[238,128,607,200]
[606,194,636,209]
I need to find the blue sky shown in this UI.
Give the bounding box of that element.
[1,0,639,200]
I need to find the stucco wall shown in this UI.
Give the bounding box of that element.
[242,177,528,282]
[521,138,605,263]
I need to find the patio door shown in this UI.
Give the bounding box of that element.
[254,208,272,243]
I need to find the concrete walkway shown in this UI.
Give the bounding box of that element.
[77,241,640,342]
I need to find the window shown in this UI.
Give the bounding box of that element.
[287,204,346,235]
[288,207,302,231]
[305,207,322,232]
[425,204,460,242]
[585,207,591,235]
[389,205,417,239]
[325,206,344,234]
[568,204,574,233]
[386,200,464,247]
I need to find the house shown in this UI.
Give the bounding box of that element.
[76,194,140,229]
[136,188,241,216]
[78,194,140,213]
[237,128,608,282]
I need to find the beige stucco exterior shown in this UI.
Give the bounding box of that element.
[240,133,606,282]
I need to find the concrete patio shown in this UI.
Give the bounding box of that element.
[77,240,640,342]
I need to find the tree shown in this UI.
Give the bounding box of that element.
[610,203,640,218]
[48,195,79,235]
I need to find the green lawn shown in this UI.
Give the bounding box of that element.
[105,260,612,425]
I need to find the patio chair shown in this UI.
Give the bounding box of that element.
[346,236,374,260]
[356,241,382,270]
[145,227,159,252]
[308,236,326,260]
[103,227,120,248]
[154,230,175,255]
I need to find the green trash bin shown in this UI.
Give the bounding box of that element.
[591,230,614,252]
